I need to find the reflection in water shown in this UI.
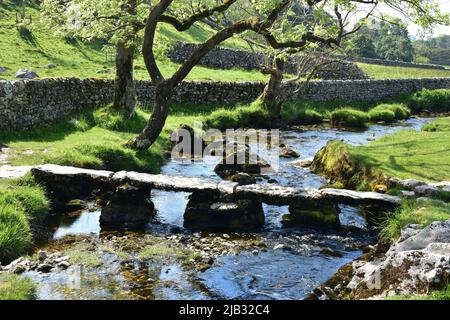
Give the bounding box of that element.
[52,211,101,239]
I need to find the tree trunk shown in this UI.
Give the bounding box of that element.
[130,85,171,149]
[113,42,136,117]
[259,57,284,121]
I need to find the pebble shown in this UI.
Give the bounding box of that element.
[38,251,47,261]
[252,250,259,255]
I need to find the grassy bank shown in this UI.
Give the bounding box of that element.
[311,117,450,190]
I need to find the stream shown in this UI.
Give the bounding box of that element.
[23,118,431,300]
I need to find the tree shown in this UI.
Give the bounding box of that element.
[40,0,148,117]
[346,26,378,58]
[132,0,448,149]
[375,19,415,62]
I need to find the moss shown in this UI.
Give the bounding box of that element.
[368,107,396,123]
[0,274,36,300]
[64,243,103,268]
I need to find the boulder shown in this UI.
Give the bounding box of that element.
[46,63,57,69]
[279,144,300,158]
[184,191,264,231]
[0,66,6,73]
[15,68,39,79]
[290,157,314,168]
[347,220,450,298]
[214,143,271,179]
[414,184,440,197]
[229,172,256,185]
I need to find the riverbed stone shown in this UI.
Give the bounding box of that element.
[279,144,300,158]
[290,157,314,168]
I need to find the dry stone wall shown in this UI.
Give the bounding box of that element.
[1,77,450,130]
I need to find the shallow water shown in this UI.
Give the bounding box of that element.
[35,118,431,300]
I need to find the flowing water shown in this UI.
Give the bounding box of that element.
[24,118,431,300]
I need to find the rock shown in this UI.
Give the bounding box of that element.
[414,184,440,197]
[398,179,427,190]
[229,173,256,185]
[0,165,34,179]
[100,199,155,229]
[273,244,293,251]
[320,188,401,208]
[214,144,271,179]
[346,220,450,298]
[252,250,259,255]
[46,63,57,69]
[37,263,54,273]
[184,192,265,231]
[290,157,314,168]
[12,264,27,274]
[38,251,47,262]
[0,66,6,73]
[57,261,70,270]
[320,248,343,257]
[279,144,300,158]
[15,68,39,79]
[400,190,415,198]
[4,257,29,274]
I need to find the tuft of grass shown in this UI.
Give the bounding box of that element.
[330,108,369,128]
[380,199,450,243]
[65,243,103,268]
[0,205,31,263]
[368,106,396,123]
[409,89,450,113]
[385,103,411,120]
[205,108,239,130]
[281,103,324,125]
[0,274,36,300]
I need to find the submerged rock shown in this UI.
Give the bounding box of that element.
[279,144,300,158]
[286,202,340,227]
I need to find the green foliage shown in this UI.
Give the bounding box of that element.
[205,102,272,130]
[368,107,396,123]
[409,89,450,113]
[205,108,239,130]
[380,199,450,242]
[0,205,31,263]
[330,108,369,128]
[281,103,324,125]
[93,106,148,133]
[0,274,36,300]
[368,103,410,122]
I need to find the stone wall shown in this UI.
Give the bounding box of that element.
[1,77,450,130]
[168,42,368,80]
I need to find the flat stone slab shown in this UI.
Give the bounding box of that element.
[235,184,322,205]
[112,171,218,193]
[320,188,401,206]
[33,164,114,180]
[0,165,34,179]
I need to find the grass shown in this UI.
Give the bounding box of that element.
[330,108,369,128]
[0,175,49,263]
[423,117,450,132]
[358,62,450,79]
[0,0,267,82]
[409,89,450,113]
[64,243,103,268]
[351,122,450,182]
[0,273,36,300]
[386,284,450,300]
[368,104,411,123]
[281,103,324,125]
[379,199,450,243]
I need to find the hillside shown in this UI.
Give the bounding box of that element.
[1,0,449,81]
[0,0,267,81]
